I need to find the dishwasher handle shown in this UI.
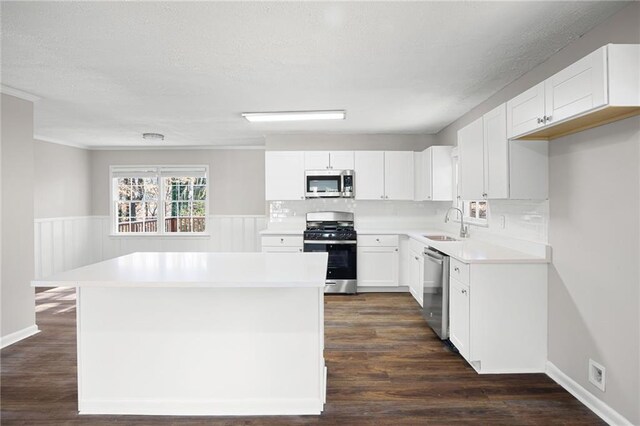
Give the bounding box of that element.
[424,247,445,264]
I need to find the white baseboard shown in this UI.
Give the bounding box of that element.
[0,324,40,349]
[546,361,632,426]
[79,398,323,416]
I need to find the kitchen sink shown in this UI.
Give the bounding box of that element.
[424,235,458,242]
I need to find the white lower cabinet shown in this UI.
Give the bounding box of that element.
[357,235,399,288]
[261,235,303,253]
[449,277,470,361]
[448,262,548,374]
[407,238,425,306]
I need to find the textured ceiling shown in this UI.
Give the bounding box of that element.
[1,1,628,147]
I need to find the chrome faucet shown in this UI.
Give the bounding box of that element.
[444,207,469,238]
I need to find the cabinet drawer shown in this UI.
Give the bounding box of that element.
[449,258,470,285]
[409,237,425,254]
[358,235,399,247]
[261,235,303,247]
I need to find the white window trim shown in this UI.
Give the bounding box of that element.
[109,165,210,237]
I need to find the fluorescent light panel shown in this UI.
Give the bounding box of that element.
[242,110,345,122]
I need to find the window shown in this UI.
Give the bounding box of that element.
[451,153,489,226]
[111,166,208,235]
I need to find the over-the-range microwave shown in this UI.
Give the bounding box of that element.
[305,170,355,198]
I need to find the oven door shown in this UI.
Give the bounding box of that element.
[305,172,343,198]
[303,241,357,281]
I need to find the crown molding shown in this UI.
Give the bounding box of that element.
[88,144,266,151]
[0,85,41,102]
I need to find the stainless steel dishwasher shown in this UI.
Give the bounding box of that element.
[422,247,450,340]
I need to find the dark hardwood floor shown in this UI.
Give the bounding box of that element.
[1,288,603,425]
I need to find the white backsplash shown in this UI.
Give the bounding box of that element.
[433,200,549,244]
[269,199,549,246]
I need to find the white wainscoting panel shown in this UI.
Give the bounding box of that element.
[35,215,268,279]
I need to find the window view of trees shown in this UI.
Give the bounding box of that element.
[115,173,207,234]
[163,177,207,233]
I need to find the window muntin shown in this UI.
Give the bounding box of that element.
[111,166,208,235]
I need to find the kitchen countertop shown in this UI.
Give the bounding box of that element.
[260,228,549,264]
[31,252,329,288]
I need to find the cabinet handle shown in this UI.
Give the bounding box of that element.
[454,267,460,272]
[537,117,544,124]
[376,238,380,242]
[385,195,389,199]
[298,248,302,252]
[545,115,552,122]
[415,256,419,260]
[461,289,467,295]
[395,248,398,252]
[280,238,284,243]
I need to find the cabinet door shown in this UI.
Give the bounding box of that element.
[354,151,385,200]
[449,278,470,361]
[483,104,509,199]
[431,146,453,201]
[544,46,607,125]
[329,151,355,170]
[458,117,485,200]
[357,246,399,287]
[413,149,429,201]
[265,151,305,201]
[506,82,545,138]
[408,250,422,305]
[304,151,330,170]
[384,151,414,200]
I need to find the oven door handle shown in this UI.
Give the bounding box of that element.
[303,240,357,244]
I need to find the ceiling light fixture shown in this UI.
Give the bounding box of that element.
[242,110,346,123]
[142,133,164,142]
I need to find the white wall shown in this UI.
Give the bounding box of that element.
[266,133,437,151]
[90,149,266,216]
[433,3,640,424]
[1,93,37,346]
[548,117,639,424]
[34,140,92,219]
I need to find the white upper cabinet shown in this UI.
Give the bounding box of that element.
[414,146,453,201]
[506,82,546,139]
[483,104,509,199]
[265,151,305,201]
[304,151,354,170]
[458,117,485,200]
[459,104,548,200]
[354,151,414,200]
[329,151,355,170]
[508,44,640,140]
[304,151,330,170]
[544,47,607,126]
[354,151,385,200]
[384,151,414,200]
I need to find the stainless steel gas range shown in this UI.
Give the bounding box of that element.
[303,211,357,294]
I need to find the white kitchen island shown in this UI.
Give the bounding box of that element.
[32,252,328,416]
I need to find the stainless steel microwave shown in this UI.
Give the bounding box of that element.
[305,170,355,198]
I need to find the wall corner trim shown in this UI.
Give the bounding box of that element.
[0,85,41,102]
[546,361,633,426]
[0,325,40,349]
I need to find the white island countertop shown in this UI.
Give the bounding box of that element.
[32,252,329,288]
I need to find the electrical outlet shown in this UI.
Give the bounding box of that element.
[589,359,606,392]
